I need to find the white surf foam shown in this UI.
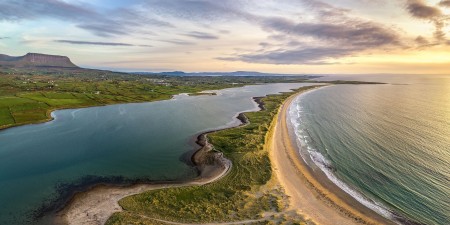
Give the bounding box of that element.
[287,92,396,221]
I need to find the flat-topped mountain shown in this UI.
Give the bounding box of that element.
[0,53,78,68]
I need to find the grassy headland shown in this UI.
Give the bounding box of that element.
[105,86,321,225]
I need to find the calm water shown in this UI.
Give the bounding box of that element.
[289,75,450,225]
[0,83,315,225]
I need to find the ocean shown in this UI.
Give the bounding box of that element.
[289,75,450,225]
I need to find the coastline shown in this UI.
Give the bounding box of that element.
[0,90,219,132]
[270,89,396,225]
[51,127,231,225]
[25,86,396,225]
[49,97,263,225]
[0,96,181,132]
[0,85,255,132]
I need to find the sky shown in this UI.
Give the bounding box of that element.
[1,0,450,74]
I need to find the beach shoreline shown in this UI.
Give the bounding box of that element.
[42,87,396,225]
[50,127,232,225]
[270,89,396,225]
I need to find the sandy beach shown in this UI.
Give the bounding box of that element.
[53,130,232,225]
[51,97,267,225]
[270,90,396,225]
[53,172,229,225]
[55,90,396,225]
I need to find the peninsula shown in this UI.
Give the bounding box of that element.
[54,86,393,225]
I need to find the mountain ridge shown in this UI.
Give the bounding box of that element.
[0,53,78,68]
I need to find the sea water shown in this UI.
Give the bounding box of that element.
[289,75,449,225]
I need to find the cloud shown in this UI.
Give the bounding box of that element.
[114,8,173,28]
[404,0,448,44]
[159,0,398,65]
[0,0,114,36]
[414,36,441,48]
[415,36,429,45]
[1,0,432,66]
[55,40,150,47]
[160,39,195,45]
[142,0,253,22]
[76,24,128,37]
[75,8,173,37]
[0,0,172,37]
[184,31,219,40]
[439,0,450,7]
[0,0,96,21]
[261,17,400,47]
[0,37,10,39]
[218,46,355,64]
[218,0,402,65]
[406,0,441,19]
[433,20,446,41]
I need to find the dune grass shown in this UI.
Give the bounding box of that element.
[105,86,320,225]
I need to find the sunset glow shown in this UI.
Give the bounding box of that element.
[1,0,450,74]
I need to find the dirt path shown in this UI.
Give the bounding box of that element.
[136,213,281,225]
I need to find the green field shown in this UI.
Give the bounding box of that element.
[0,68,319,129]
[0,68,381,130]
[106,86,320,225]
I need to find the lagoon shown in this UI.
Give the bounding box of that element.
[0,83,315,225]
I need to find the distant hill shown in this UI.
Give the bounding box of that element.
[0,53,78,68]
[135,71,318,78]
[0,53,318,79]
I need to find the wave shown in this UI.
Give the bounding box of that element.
[288,93,397,222]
